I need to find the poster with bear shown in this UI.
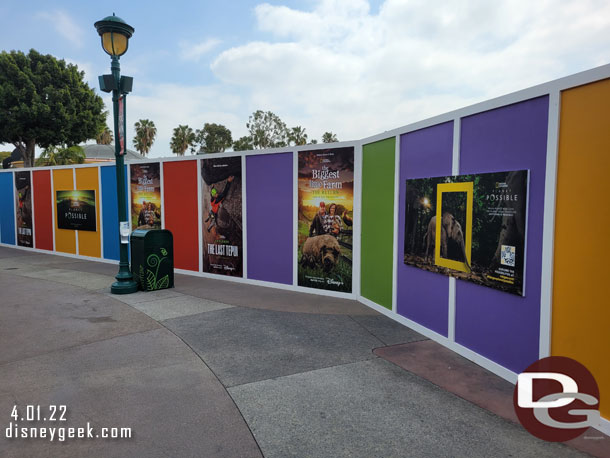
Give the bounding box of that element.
[298,147,354,293]
[15,171,33,247]
[130,163,162,230]
[403,170,528,296]
[201,156,243,277]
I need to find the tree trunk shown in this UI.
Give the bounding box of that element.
[24,139,36,168]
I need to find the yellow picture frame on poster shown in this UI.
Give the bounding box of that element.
[435,182,473,273]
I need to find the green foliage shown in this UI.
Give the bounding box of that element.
[0,151,11,168]
[246,110,288,149]
[0,49,105,167]
[133,119,157,156]
[170,124,196,156]
[35,145,85,166]
[322,131,338,143]
[195,123,233,153]
[288,126,308,146]
[233,135,254,151]
[96,126,113,145]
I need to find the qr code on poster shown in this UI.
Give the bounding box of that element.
[500,245,516,267]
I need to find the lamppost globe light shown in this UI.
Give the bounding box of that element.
[94,14,134,57]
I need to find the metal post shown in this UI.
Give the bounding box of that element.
[110,55,138,294]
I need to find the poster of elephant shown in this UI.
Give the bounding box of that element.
[404,170,529,296]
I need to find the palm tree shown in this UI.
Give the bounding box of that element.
[322,131,338,143]
[133,119,157,156]
[170,125,196,156]
[36,145,85,166]
[288,126,308,146]
[96,126,113,145]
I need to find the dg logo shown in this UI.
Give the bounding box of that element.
[513,356,601,442]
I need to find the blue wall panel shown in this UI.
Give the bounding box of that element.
[0,173,16,245]
[101,166,127,260]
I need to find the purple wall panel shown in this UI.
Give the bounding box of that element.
[456,96,549,373]
[397,122,454,336]
[246,153,293,284]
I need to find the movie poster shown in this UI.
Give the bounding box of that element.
[130,163,162,229]
[403,170,529,296]
[56,190,97,231]
[15,171,33,247]
[298,147,354,292]
[201,156,243,276]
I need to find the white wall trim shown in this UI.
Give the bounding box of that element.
[352,141,362,296]
[50,170,56,251]
[391,134,401,313]
[11,171,17,245]
[196,158,203,273]
[292,150,298,287]
[241,154,248,279]
[539,90,561,358]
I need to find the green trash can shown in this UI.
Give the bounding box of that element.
[131,229,174,291]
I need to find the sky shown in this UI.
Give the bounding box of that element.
[2,0,610,158]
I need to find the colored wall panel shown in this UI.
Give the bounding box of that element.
[397,122,454,335]
[101,166,124,261]
[75,167,101,258]
[553,79,610,420]
[0,173,16,245]
[456,96,549,373]
[52,169,76,254]
[33,170,53,250]
[246,153,293,284]
[163,161,199,271]
[361,138,395,309]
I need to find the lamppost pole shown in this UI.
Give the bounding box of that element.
[95,14,138,294]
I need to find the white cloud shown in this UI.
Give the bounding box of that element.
[37,10,84,48]
[180,38,222,62]
[107,82,243,157]
[211,0,610,142]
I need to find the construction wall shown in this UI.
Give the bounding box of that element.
[1,64,608,431]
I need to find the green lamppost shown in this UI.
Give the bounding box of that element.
[95,14,138,294]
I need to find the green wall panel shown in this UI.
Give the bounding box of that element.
[361,137,396,309]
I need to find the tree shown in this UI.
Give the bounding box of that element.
[195,123,233,153]
[288,126,308,146]
[96,126,113,145]
[0,49,105,167]
[170,125,196,156]
[133,119,157,156]
[35,145,85,166]
[322,131,338,143]
[246,110,288,149]
[233,136,253,151]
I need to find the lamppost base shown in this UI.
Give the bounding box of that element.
[111,280,139,295]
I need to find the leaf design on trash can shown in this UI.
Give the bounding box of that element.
[161,248,167,256]
[139,265,145,289]
[146,269,156,290]
[157,275,169,290]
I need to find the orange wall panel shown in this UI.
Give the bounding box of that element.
[553,78,610,420]
[163,161,199,271]
[52,169,76,254]
[75,167,101,258]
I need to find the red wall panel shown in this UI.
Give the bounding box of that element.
[163,161,199,271]
[33,170,54,251]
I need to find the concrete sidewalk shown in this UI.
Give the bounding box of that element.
[0,246,605,457]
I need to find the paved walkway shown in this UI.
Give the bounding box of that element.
[0,246,606,457]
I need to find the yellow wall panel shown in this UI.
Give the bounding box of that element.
[52,169,76,254]
[75,167,101,258]
[553,78,610,420]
